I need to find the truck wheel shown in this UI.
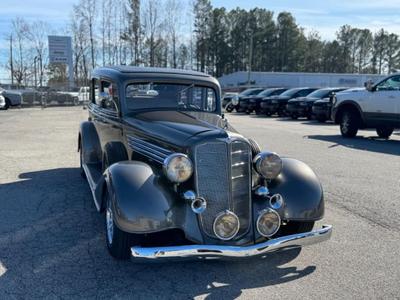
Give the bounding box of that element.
[291,114,298,120]
[104,188,136,260]
[376,126,394,139]
[340,110,359,138]
[306,114,313,120]
[4,98,10,110]
[102,142,128,172]
[225,103,234,112]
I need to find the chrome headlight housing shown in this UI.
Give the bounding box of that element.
[213,210,240,240]
[232,95,239,105]
[253,152,283,180]
[163,153,193,183]
[257,208,281,237]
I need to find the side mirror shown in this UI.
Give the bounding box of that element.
[99,91,118,112]
[364,80,374,92]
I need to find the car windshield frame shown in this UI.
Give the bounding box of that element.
[123,81,219,114]
[239,88,264,96]
[306,89,331,98]
[279,88,304,97]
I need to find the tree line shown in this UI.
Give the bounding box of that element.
[4,0,400,87]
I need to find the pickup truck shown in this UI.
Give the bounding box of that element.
[332,74,400,138]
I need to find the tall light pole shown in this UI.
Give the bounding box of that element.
[10,34,14,85]
[34,56,38,88]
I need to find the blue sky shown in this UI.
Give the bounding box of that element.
[1,0,400,81]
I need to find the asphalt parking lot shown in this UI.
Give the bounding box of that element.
[0,107,399,299]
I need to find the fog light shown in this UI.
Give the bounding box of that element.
[257,209,281,237]
[213,210,240,240]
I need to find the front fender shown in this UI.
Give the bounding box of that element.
[268,158,324,221]
[105,161,185,234]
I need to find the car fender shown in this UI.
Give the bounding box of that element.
[104,161,186,234]
[78,121,102,165]
[267,158,324,221]
[333,100,364,124]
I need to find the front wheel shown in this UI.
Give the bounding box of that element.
[225,104,233,113]
[376,126,394,139]
[340,110,359,138]
[104,188,136,260]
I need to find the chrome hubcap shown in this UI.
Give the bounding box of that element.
[106,201,114,244]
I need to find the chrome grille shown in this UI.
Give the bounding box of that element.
[195,140,252,238]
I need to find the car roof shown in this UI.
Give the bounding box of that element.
[95,66,211,78]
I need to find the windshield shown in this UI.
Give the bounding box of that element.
[259,88,285,97]
[279,88,303,97]
[306,89,331,98]
[240,88,264,96]
[125,82,217,112]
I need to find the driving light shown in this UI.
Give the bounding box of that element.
[163,153,193,183]
[257,208,281,237]
[253,152,283,180]
[232,95,239,105]
[213,210,240,240]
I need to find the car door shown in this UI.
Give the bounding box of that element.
[91,78,123,151]
[364,75,400,126]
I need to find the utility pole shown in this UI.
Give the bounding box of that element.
[247,34,253,86]
[34,56,38,88]
[10,34,14,85]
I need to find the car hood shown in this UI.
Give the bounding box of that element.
[124,110,229,149]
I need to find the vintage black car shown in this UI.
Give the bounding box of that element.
[259,87,317,116]
[226,88,265,113]
[286,88,347,120]
[248,88,288,115]
[78,66,332,261]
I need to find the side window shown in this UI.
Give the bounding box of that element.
[100,80,119,112]
[92,78,100,105]
[376,76,400,91]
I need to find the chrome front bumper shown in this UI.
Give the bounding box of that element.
[131,224,332,261]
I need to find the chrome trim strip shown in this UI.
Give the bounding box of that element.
[131,225,332,261]
[127,135,173,164]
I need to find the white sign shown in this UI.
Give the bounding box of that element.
[48,36,72,64]
[48,35,74,87]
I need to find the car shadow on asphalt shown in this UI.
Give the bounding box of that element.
[0,167,315,298]
[306,134,400,156]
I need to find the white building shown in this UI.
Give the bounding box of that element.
[218,71,387,90]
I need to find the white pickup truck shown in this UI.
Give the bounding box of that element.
[332,74,400,139]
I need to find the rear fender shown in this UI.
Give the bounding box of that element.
[267,158,324,221]
[78,121,101,164]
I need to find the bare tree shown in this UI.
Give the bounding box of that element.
[8,17,31,85]
[25,21,50,86]
[165,0,182,68]
[75,0,96,70]
[142,0,164,67]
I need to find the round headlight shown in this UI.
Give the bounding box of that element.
[213,210,240,240]
[163,153,193,183]
[257,208,281,237]
[253,152,283,180]
[232,95,239,105]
